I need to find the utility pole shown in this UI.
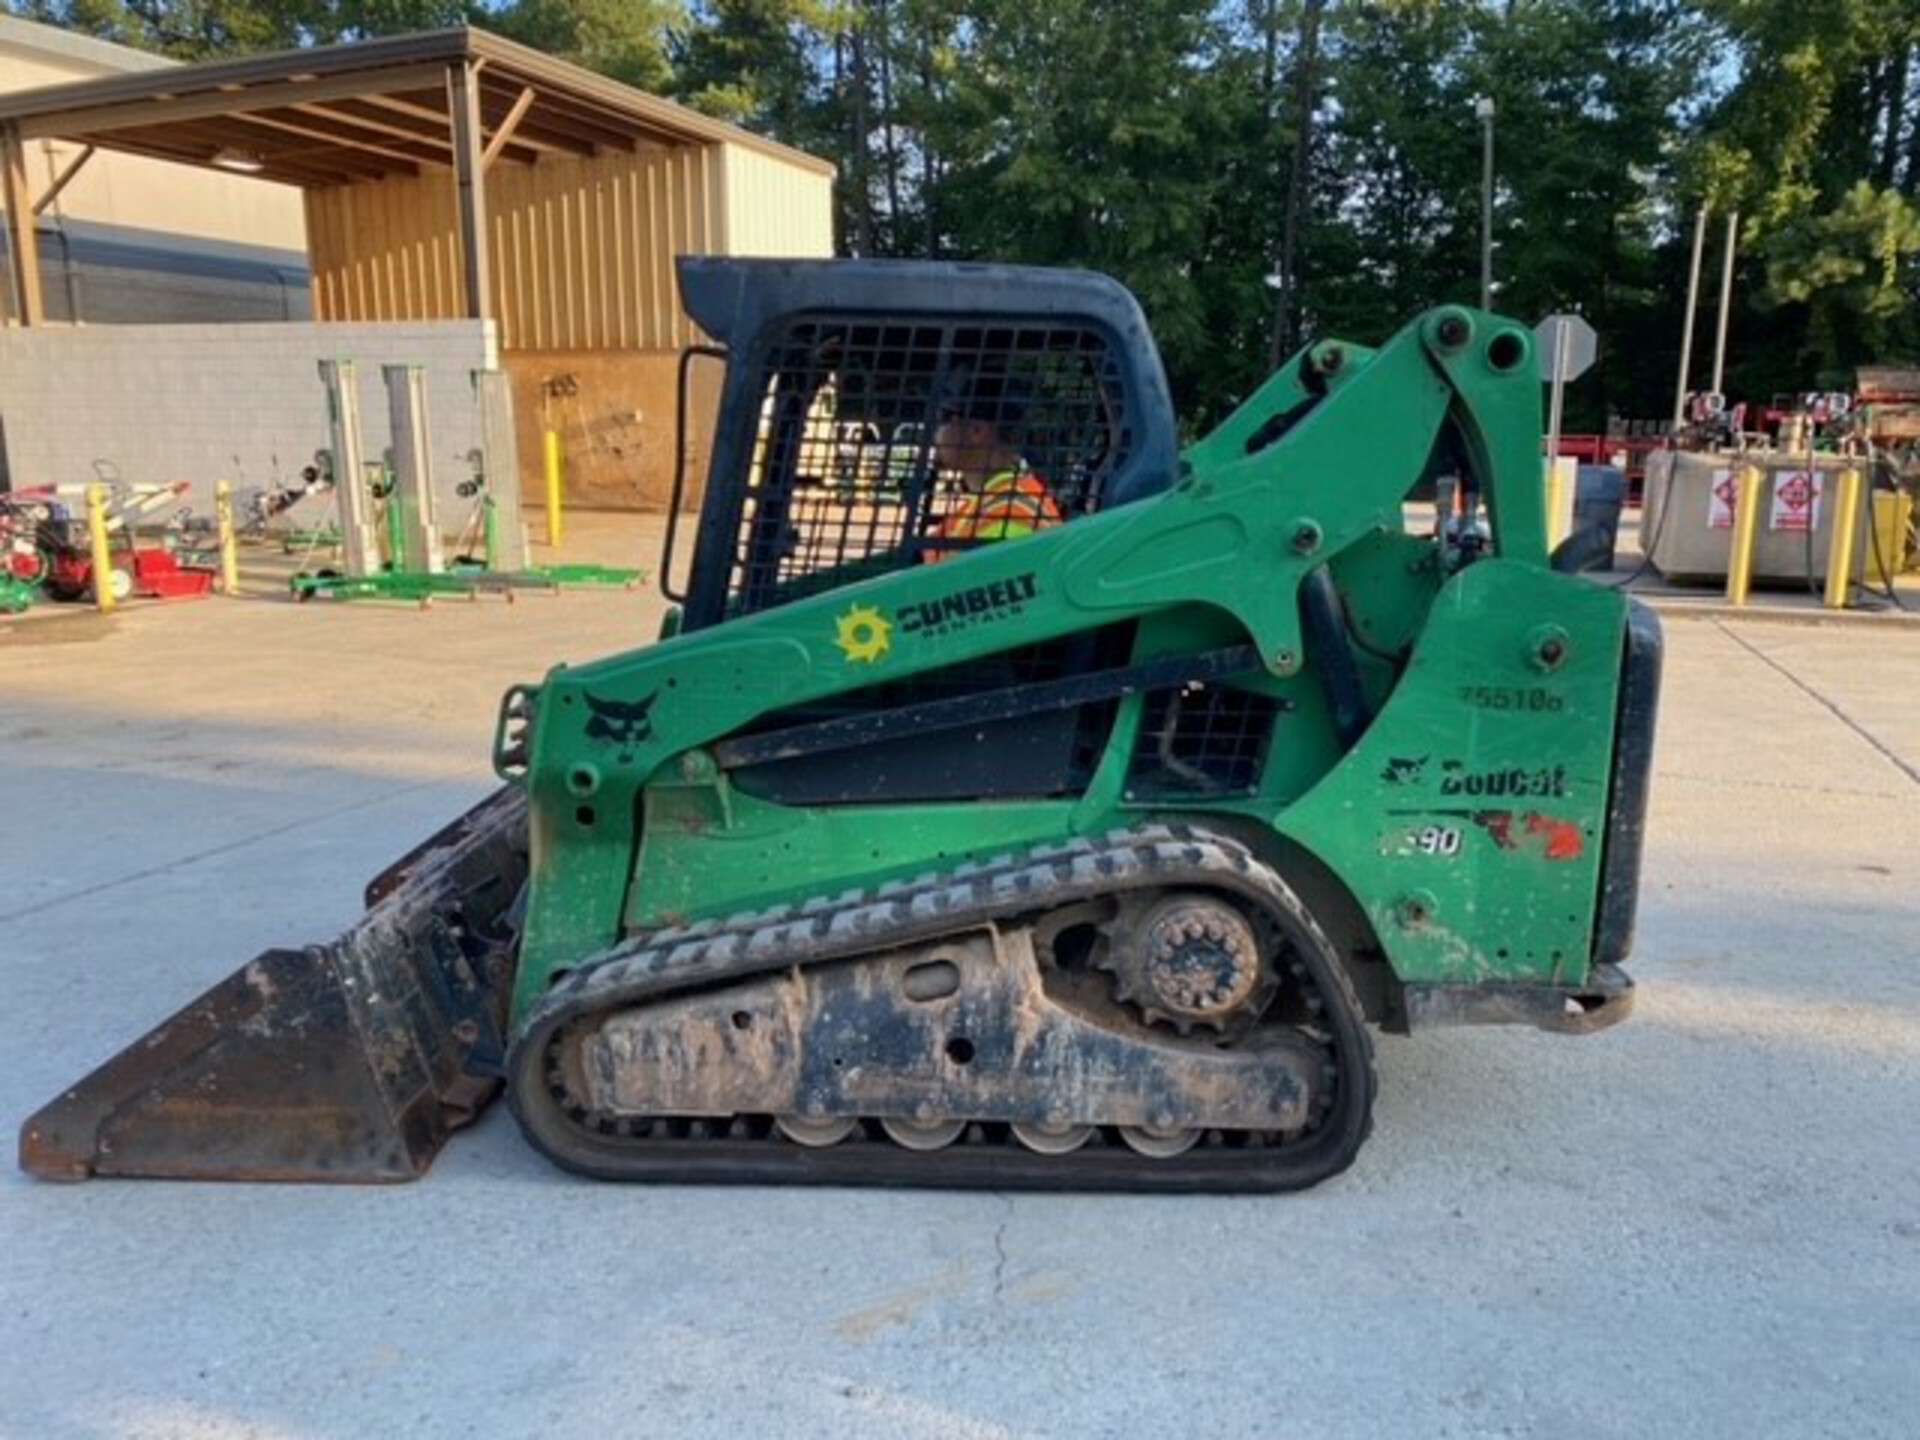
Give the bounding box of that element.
[1672,203,1709,431]
[1476,96,1495,309]
[1710,209,1739,398]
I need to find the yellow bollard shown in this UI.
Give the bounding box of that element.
[1822,466,1864,610]
[543,428,564,550]
[1725,462,1765,607]
[214,479,240,596]
[1543,458,1565,549]
[1867,488,1914,587]
[85,483,116,613]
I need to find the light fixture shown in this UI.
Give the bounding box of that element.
[211,146,265,174]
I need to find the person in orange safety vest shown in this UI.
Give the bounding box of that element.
[927,400,1062,563]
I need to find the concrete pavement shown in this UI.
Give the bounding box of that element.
[3,563,1916,1440]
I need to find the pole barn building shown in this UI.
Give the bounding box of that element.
[0,26,835,511]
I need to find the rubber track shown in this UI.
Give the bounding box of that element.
[506,823,1377,1193]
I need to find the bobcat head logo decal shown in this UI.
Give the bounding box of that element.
[583,690,659,757]
[1380,755,1429,786]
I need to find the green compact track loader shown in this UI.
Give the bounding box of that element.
[21,259,1661,1192]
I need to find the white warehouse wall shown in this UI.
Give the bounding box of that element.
[0,17,308,253]
[0,321,501,518]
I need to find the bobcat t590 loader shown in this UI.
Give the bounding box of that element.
[22,260,1661,1192]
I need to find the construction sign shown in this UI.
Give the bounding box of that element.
[1707,468,1736,529]
[1769,470,1823,532]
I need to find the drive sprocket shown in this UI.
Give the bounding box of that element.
[1097,891,1276,1035]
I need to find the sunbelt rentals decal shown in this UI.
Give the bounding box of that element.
[835,572,1040,662]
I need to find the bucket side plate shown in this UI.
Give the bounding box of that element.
[20,788,528,1183]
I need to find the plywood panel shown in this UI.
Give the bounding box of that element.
[502,348,722,512]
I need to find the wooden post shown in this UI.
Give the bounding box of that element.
[482,88,538,170]
[2,123,45,326]
[447,61,493,322]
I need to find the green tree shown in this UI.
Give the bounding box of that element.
[1470,1,1709,424]
[1690,0,1920,384]
[926,1,1227,406]
[1765,179,1920,380]
[6,0,466,57]
[672,0,828,138]
[1315,1,1480,340]
[491,0,683,92]
[18,0,1920,417]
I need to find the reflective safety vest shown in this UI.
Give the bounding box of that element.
[931,469,1062,562]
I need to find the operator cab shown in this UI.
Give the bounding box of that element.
[668,258,1181,631]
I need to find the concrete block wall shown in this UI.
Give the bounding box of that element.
[0,321,501,527]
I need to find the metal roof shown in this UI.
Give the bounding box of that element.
[0,25,834,188]
[0,15,176,75]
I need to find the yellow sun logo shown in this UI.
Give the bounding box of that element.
[834,603,892,663]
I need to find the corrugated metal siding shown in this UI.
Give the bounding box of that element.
[305,142,741,351]
[306,174,461,324]
[719,142,834,258]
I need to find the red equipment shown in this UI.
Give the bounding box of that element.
[45,544,215,602]
[5,481,215,604]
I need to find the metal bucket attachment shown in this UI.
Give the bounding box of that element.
[20,788,528,1183]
